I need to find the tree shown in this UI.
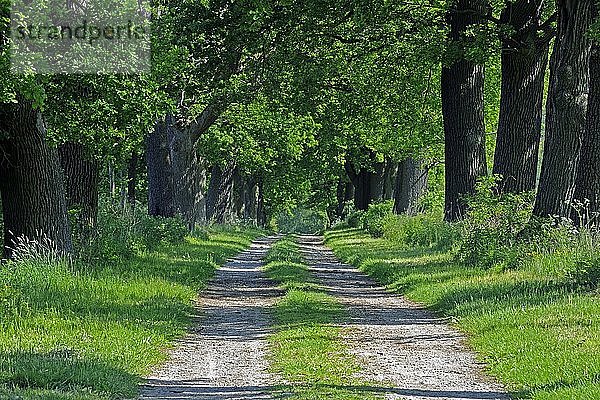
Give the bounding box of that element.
[58,142,100,239]
[394,158,428,215]
[573,39,600,223]
[0,100,72,257]
[492,0,553,193]
[442,0,489,221]
[534,0,595,219]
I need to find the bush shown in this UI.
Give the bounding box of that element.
[276,208,330,234]
[346,210,365,228]
[77,198,188,266]
[457,176,535,269]
[362,201,393,237]
[382,212,459,250]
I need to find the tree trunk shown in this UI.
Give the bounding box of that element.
[383,161,397,200]
[206,162,236,224]
[243,177,258,222]
[573,42,600,223]
[442,0,488,221]
[127,150,138,207]
[233,168,245,220]
[147,118,175,217]
[394,158,428,215]
[353,169,372,211]
[370,161,385,202]
[492,0,550,193]
[58,142,99,240]
[172,121,207,229]
[533,0,595,218]
[257,178,267,227]
[0,101,72,258]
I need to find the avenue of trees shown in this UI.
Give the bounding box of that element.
[0,0,599,257]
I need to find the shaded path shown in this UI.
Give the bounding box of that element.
[140,236,281,400]
[297,235,510,400]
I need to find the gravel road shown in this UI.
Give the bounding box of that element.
[139,236,280,400]
[298,235,510,400]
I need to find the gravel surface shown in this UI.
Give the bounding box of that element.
[297,235,511,400]
[139,236,281,400]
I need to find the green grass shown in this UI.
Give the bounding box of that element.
[0,226,264,400]
[325,228,600,400]
[264,237,380,400]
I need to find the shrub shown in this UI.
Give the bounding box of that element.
[276,208,330,234]
[77,198,188,266]
[382,212,459,250]
[362,201,393,237]
[457,176,535,269]
[346,210,365,228]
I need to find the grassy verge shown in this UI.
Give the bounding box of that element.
[0,226,264,400]
[263,237,380,400]
[325,228,600,400]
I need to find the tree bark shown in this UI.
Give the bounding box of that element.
[0,101,72,257]
[345,160,372,211]
[492,0,551,193]
[146,117,175,218]
[573,42,600,222]
[206,161,236,224]
[442,0,488,221]
[172,121,207,229]
[58,142,99,239]
[370,161,385,202]
[394,158,428,216]
[533,0,595,218]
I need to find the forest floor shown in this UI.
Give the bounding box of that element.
[140,235,509,400]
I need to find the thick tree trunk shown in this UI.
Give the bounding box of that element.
[206,162,236,224]
[442,0,488,222]
[353,169,372,211]
[493,0,550,193]
[533,0,595,218]
[0,101,72,257]
[147,118,175,217]
[394,158,428,215]
[58,142,99,239]
[573,43,600,223]
[370,161,385,202]
[172,121,207,229]
[344,181,354,203]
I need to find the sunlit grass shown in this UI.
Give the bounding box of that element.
[325,228,600,400]
[0,226,264,399]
